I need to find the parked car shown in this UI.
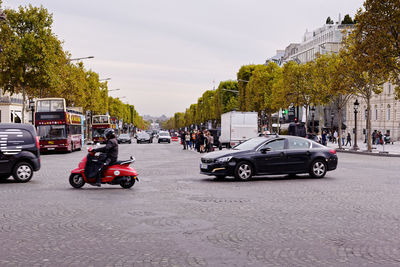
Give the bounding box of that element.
[0,123,41,182]
[118,133,132,144]
[136,132,151,144]
[158,131,171,143]
[200,135,337,181]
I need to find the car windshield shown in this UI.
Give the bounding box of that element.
[120,134,129,138]
[159,132,169,136]
[92,128,105,138]
[138,133,149,138]
[37,125,66,140]
[233,137,269,150]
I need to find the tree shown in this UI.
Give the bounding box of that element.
[313,53,355,149]
[351,0,400,97]
[326,16,334,24]
[0,5,66,122]
[341,14,354,24]
[237,65,256,111]
[246,62,281,130]
[343,32,388,152]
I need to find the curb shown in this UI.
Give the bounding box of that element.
[336,149,400,158]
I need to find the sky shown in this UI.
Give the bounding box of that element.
[6,0,365,117]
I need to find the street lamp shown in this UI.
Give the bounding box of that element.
[330,111,334,136]
[237,79,249,83]
[353,99,360,150]
[99,78,111,82]
[311,106,315,134]
[70,56,94,61]
[109,88,120,92]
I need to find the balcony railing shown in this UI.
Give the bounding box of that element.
[0,96,24,104]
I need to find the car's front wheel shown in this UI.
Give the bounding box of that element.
[12,162,34,182]
[234,161,253,181]
[309,160,327,178]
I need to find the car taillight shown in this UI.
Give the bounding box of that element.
[36,136,40,149]
[329,149,336,155]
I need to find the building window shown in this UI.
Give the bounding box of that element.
[387,105,391,121]
[388,83,391,94]
[364,109,368,120]
[375,109,378,120]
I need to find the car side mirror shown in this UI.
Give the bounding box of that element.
[260,147,271,154]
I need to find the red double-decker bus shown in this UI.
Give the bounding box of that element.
[92,115,111,144]
[35,98,83,152]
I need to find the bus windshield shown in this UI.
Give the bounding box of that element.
[92,116,109,124]
[37,125,67,140]
[36,99,65,112]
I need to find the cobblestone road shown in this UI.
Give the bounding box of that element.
[1,142,400,266]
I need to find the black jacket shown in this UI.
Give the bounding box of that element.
[94,138,118,162]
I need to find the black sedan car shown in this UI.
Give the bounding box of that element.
[117,133,132,144]
[136,132,152,144]
[200,136,337,180]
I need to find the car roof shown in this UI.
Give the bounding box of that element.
[0,123,36,131]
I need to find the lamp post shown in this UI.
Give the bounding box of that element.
[353,99,359,150]
[330,111,335,135]
[70,56,94,62]
[311,106,315,134]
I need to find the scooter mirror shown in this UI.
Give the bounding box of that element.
[130,156,135,162]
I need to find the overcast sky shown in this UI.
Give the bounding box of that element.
[6,0,364,117]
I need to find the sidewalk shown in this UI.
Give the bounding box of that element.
[326,140,400,157]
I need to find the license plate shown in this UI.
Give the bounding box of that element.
[201,163,208,169]
[47,148,55,150]
[48,141,54,144]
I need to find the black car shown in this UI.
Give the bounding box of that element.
[136,132,151,144]
[118,133,132,144]
[200,136,337,180]
[0,123,41,182]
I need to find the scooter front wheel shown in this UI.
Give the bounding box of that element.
[120,176,135,189]
[69,174,85,188]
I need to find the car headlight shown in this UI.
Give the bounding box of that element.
[216,156,232,163]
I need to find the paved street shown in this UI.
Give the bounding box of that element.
[1,142,400,266]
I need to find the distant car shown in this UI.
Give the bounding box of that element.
[0,123,41,183]
[158,131,171,143]
[118,133,132,144]
[145,130,154,143]
[136,132,151,144]
[171,133,179,142]
[200,135,338,181]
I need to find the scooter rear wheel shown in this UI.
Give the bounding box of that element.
[69,174,85,188]
[120,176,135,189]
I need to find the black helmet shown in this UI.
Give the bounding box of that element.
[104,128,115,139]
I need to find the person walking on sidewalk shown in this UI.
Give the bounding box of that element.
[333,131,338,144]
[345,132,352,147]
[185,132,191,150]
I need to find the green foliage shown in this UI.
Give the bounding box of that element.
[341,14,354,24]
[0,4,145,128]
[237,65,256,111]
[326,16,334,24]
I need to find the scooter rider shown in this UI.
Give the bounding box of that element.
[92,128,118,186]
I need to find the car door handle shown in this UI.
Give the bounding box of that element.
[306,151,311,156]
[280,152,286,158]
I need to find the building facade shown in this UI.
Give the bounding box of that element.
[0,89,31,124]
[346,82,400,141]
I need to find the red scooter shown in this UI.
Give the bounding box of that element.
[69,148,138,189]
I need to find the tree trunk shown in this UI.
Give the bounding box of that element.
[22,86,26,123]
[268,112,272,133]
[366,97,372,152]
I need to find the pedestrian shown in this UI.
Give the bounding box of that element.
[199,131,205,153]
[321,131,327,146]
[206,132,214,152]
[345,132,351,147]
[185,132,191,150]
[372,130,377,145]
[181,131,186,150]
[341,131,345,146]
[333,130,338,144]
